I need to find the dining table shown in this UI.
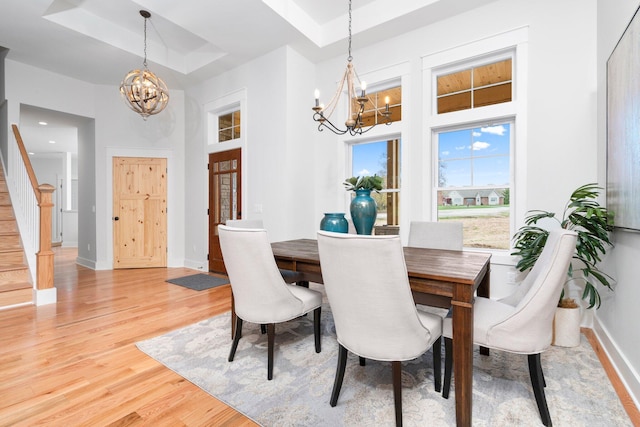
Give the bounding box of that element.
[230,238,491,427]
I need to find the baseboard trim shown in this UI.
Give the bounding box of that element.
[589,321,640,423]
[75,256,97,270]
[184,258,207,271]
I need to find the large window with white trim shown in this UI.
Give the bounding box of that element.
[432,52,516,250]
[436,122,512,249]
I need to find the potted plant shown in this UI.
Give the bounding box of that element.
[511,183,614,346]
[343,175,383,235]
[343,175,384,192]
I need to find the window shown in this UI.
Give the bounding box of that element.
[425,29,526,251]
[351,139,401,232]
[437,59,512,114]
[218,109,241,142]
[356,86,402,127]
[436,122,512,249]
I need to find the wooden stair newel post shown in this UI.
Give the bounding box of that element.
[37,184,55,290]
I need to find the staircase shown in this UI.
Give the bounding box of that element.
[0,163,33,308]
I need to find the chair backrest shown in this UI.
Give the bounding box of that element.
[226,219,264,229]
[317,230,435,361]
[486,229,577,353]
[407,221,463,250]
[218,225,304,323]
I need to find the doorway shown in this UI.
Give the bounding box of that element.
[208,148,242,273]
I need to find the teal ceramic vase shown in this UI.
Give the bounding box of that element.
[320,213,349,233]
[350,189,377,235]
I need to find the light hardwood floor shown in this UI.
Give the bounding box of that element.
[0,247,256,426]
[0,247,637,426]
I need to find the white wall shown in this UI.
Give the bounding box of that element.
[183,46,317,269]
[93,84,186,269]
[596,0,640,407]
[5,60,186,270]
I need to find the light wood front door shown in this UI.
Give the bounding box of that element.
[208,149,241,273]
[113,157,167,269]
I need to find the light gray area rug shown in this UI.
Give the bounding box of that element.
[136,302,630,426]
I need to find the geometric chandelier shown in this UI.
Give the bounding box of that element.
[312,0,390,136]
[119,10,169,120]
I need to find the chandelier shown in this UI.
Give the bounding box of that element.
[312,0,391,135]
[119,10,169,120]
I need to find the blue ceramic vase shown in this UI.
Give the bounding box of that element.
[320,213,349,233]
[350,189,377,235]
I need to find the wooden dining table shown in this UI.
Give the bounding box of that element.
[229,238,491,427]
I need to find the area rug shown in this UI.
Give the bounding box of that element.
[166,273,229,291]
[136,300,631,426]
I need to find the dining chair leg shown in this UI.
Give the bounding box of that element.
[442,337,453,399]
[260,324,266,334]
[392,361,403,427]
[433,337,442,392]
[228,317,243,362]
[359,357,366,366]
[267,323,276,380]
[528,353,552,427]
[313,307,322,353]
[330,345,348,407]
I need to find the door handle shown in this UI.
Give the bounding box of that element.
[113,216,119,221]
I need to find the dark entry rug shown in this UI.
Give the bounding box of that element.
[166,273,229,291]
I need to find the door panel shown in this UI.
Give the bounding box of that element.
[113,157,167,268]
[209,149,241,273]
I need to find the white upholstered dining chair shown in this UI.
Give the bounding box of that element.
[317,230,443,427]
[441,228,577,427]
[218,225,322,380]
[226,218,308,285]
[407,221,463,317]
[407,221,463,250]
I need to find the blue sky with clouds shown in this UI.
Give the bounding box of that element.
[352,140,389,177]
[438,123,511,187]
[350,123,509,187]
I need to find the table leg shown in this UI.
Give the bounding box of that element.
[452,287,474,427]
[477,267,491,356]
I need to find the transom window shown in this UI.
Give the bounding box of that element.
[437,58,512,114]
[218,110,241,142]
[355,86,402,127]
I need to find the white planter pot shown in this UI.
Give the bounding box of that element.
[552,306,581,347]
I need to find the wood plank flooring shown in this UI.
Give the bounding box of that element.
[0,247,637,426]
[0,247,256,426]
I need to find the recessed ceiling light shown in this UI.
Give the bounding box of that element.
[38,121,48,125]
[28,152,35,155]
[48,140,56,144]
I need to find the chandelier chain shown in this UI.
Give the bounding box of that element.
[143,16,148,68]
[347,0,352,62]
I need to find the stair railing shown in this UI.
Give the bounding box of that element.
[8,124,55,293]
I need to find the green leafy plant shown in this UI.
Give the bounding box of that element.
[343,175,384,192]
[511,183,614,309]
